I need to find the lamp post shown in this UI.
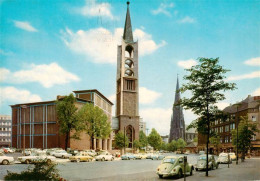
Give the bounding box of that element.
[233,103,241,165]
[21,105,27,156]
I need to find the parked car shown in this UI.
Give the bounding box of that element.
[69,151,94,162]
[53,150,72,158]
[146,153,154,159]
[217,153,232,164]
[121,153,136,160]
[95,151,114,161]
[67,149,79,156]
[17,152,56,164]
[156,156,194,179]
[0,153,14,165]
[135,153,147,159]
[228,152,236,161]
[3,148,15,153]
[198,151,205,155]
[47,148,63,156]
[194,154,218,171]
[152,154,165,160]
[84,150,96,157]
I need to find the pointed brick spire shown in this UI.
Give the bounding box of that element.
[174,75,181,105]
[123,1,133,43]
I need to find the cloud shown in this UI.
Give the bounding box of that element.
[0,86,42,105]
[140,108,172,135]
[139,87,161,104]
[62,27,166,64]
[177,59,197,69]
[216,102,230,110]
[178,16,196,24]
[227,71,260,81]
[252,87,260,96]
[13,20,38,32]
[1,63,80,88]
[244,57,260,66]
[0,49,14,56]
[151,3,174,17]
[75,0,115,19]
[108,94,116,103]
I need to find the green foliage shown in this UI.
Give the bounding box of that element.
[167,140,178,151]
[193,136,198,143]
[177,138,187,153]
[139,131,148,148]
[148,128,162,150]
[133,140,141,149]
[209,134,221,154]
[77,103,111,143]
[56,94,81,150]
[4,161,62,181]
[114,131,129,149]
[160,142,167,151]
[179,57,236,133]
[232,116,259,160]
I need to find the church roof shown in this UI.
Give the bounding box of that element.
[174,76,181,105]
[123,2,133,43]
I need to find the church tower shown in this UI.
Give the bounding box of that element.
[169,76,185,143]
[115,2,139,148]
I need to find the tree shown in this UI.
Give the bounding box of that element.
[139,131,148,149]
[209,134,221,155]
[77,103,111,150]
[232,116,259,161]
[56,94,81,151]
[179,57,236,176]
[114,131,129,154]
[177,138,187,153]
[133,140,141,151]
[148,128,162,150]
[167,140,178,152]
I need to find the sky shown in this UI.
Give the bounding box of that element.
[1,0,260,136]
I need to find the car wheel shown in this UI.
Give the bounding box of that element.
[62,155,65,159]
[159,175,163,179]
[25,159,30,164]
[195,168,198,171]
[190,168,193,176]
[2,160,9,165]
[111,157,114,161]
[46,159,51,165]
[76,158,80,163]
[128,157,130,160]
[178,169,183,178]
[102,157,105,161]
[216,163,219,169]
[211,165,214,170]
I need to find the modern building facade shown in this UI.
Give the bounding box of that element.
[185,125,197,144]
[0,115,12,147]
[169,77,185,142]
[115,2,139,148]
[11,89,113,151]
[197,95,260,156]
[139,118,146,134]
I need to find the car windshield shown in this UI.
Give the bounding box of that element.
[199,156,206,160]
[220,155,227,157]
[163,158,175,164]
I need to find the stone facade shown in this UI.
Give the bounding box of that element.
[115,2,139,148]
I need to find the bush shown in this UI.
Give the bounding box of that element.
[4,161,64,180]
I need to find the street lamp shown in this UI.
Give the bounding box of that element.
[21,105,28,156]
[233,103,241,165]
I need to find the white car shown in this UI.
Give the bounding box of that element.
[17,152,56,164]
[95,152,114,161]
[53,150,72,158]
[217,153,232,164]
[4,148,15,153]
[0,153,14,165]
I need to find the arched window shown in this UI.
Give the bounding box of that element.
[125,45,134,58]
[126,125,135,148]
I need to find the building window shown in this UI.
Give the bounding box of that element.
[252,135,256,141]
[126,80,135,90]
[230,137,232,143]
[252,116,256,122]
[225,125,229,132]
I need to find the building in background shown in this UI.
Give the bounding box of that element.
[0,115,12,147]
[197,95,260,156]
[139,118,146,134]
[11,89,113,151]
[161,135,169,144]
[169,76,185,143]
[185,125,197,144]
[115,2,140,148]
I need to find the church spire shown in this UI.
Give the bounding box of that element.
[174,75,181,105]
[123,1,133,43]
